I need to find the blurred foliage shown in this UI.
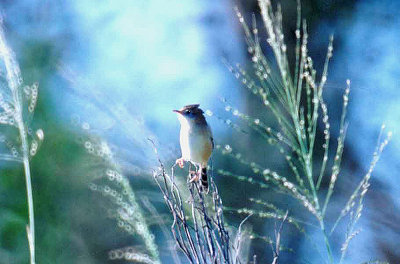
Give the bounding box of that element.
[0,0,398,263]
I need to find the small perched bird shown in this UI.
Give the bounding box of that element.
[173,104,214,192]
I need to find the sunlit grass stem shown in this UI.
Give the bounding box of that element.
[0,22,36,264]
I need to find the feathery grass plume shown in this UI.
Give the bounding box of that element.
[61,66,176,262]
[140,196,183,264]
[108,246,156,263]
[151,140,249,264]
[0,20,44,264]
[216,0,391,262]
[77,128,161,263]
[337,126,392,264]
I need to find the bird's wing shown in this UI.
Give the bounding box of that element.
[206,125,214,149]
[210,136,214,149]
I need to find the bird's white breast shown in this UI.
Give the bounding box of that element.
[180,125,192,160]
[179,117,212,166]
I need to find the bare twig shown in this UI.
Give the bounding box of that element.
[150,139,238,264]
[271,210,289,264]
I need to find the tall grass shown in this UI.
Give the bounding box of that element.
[61,64,166,262]
[75,123,161,263]
[0,21,43,264]
[215,0,391,262]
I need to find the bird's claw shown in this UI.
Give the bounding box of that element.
[189,171,199,182]
[175,158,185,168]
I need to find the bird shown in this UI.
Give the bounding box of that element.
[173,104,214,192]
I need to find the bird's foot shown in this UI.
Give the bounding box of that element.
[189,171,200,182]
[175,158,185,168]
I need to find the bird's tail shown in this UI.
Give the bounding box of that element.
[200,166,209,193]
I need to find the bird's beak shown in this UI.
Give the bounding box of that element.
[173,109,183,114]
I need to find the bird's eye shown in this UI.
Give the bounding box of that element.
[186,110,191,115]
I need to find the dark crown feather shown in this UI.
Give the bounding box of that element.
[183,104,203,114]
[183,104,200,110]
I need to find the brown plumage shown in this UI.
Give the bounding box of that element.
[174,104,213,192]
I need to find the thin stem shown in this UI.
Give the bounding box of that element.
[23,156,35,264]
[0,22,36,263]
[15,94,35,264]
[320,221,333,264]
[0,154,23,162]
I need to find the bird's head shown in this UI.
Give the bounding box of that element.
[173,104,206,125]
